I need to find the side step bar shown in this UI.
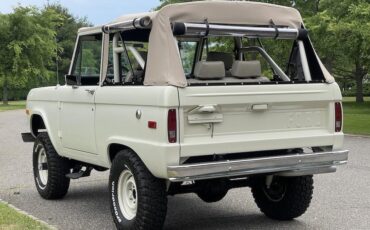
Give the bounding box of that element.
[167,150,349,182]
[66,166,93,179]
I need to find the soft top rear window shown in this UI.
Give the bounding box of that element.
[176,26,325,86]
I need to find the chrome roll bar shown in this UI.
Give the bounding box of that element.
[172,22,308,40]
[102,16,152,34]
[102,18,308,41]
[240,46,290,81]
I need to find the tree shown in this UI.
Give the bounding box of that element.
[0,4,91,103]
[306,0,370,102]
[44,4,91,84]
[0,6,61,104]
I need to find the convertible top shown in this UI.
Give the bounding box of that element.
[79,1,334,87]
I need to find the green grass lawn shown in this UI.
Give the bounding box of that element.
[0,101,26,112]
[0,202,50,230]
[343,97,370,136]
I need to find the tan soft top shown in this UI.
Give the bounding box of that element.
[81,1,334,87]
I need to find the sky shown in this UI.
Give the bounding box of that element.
[0,0,161,25]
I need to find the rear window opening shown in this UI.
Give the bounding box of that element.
[176,29,325,86]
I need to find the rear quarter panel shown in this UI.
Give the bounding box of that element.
[94,86,180,178]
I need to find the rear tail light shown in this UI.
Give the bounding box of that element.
[335,102,342,132]
[167,109,177,143]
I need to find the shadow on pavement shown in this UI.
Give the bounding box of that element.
[164,195,306,230]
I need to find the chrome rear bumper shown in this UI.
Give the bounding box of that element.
[168,150,349,182]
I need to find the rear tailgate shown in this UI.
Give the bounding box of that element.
[178,83,341,157]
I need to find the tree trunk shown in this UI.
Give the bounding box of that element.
[355,64,364,103]
[315,0,320,14]
[2,75,8,105]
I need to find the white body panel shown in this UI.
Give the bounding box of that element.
[178,83,344,158]
[26,81,344,179]
[58,86,98,154]
[27,85,180,178]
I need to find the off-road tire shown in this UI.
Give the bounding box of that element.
[33,133,71,199]
[251,175,313,220]
[196,179,229,203]
[109,149,167,230]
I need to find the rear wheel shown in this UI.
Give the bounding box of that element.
[251,175,313,220]
[33,133,71,199]
[109,149,167,230]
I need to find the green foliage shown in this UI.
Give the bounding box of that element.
[0,4,91,103]
[0,6,60,84]
[342,83,370,97]
[45,4,91,83]
[73,37,102,76]
[179,41,197,74]
[306,0,369,102]
[0,6,61,104]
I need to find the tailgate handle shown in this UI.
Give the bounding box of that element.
[198,105,216,113]
[188,105,223,124]
[252,104,269,111]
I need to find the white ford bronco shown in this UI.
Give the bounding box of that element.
[22,1,349,229]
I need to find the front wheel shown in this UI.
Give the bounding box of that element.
[109,149,167,230]
[33,133,71,199]
[251,175,313,220]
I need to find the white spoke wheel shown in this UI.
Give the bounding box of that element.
[36,144,48,189]
[109,149,167,230]
[117,169,138,220]
[33,133,71,200]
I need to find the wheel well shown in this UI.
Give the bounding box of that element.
[108,144,131,163]
[31,114,46,136]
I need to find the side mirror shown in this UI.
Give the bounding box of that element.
[65,74,78,87]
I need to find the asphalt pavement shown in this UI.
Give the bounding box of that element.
[0,109,370,230]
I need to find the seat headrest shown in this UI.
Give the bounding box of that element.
[207,52,234,70]
[231,60,262,78]
[194,61,225,80]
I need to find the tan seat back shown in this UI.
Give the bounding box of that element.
[194,61,226,80]
[231,60,262,78]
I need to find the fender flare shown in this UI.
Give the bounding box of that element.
[29,110,60,152]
